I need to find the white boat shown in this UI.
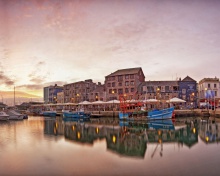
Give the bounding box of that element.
[0,111,9,121]
[5,110,24,120]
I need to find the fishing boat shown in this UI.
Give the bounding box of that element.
[0,111,9,121]
[119,94,174,120]
[63,111,91,121]
[119,95,145,120]
[147,107,174,120]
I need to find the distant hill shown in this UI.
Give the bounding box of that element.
[0,91,43,105]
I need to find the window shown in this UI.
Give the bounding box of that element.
[125,75,129,79]
[130,81,134,85]
[182,89,186,94]
[208,84,210,88]
[107,83,111,87]
[125,81,129,86]
[112,82,115,87]
[118,89,123,94]
[173,86,178,91]
[131,88,134,92]
[118,82,122,86]
[109,89,112,94]
[130,74,134,79]
[112,89,117,94]
[118,75,123,81]
[215,91,217,96]
[112,76,115,80]
[147,86,154,92]
[165,86,169,91]
[125,88,129,93]
[214,84,217,88]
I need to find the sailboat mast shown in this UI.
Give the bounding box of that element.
[14,86,15,106]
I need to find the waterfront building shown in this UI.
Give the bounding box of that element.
[88,82,105,102]
[63,79,96,103]
[57,92,64,103]
[43,84,63,104]
[178,76,197,107]
[198,77,220,106]
[138,80,179,101]
[104,67,145,101]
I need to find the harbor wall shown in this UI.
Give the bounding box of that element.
[57,109,220,118]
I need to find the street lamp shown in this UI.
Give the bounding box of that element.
[112,90,115,118]
[205,88,208,110]
[76,93,80,103]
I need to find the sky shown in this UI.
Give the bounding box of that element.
[0,0,220,98]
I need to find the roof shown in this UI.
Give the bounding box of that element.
[106,67,143,77]
[181,76,196,82]
[199,77,219,84]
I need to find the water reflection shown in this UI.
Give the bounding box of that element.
[43,117,201,158]
[199,119,220,143]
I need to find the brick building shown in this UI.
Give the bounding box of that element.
[63,79,96,103]
[105,67,145,100]
[88,82,105,102]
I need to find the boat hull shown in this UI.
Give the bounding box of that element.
[5,110,24,120]
[0,112,9,121]
[147,107,174,120]
[43,111,57,117]
[119,112,134,120]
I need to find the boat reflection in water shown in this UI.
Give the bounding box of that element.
[44,117,199,158]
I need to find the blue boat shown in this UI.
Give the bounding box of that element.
[63,111,90,121]
[119,112,133,120]
[147,107,174,120]
[42,111,57,117]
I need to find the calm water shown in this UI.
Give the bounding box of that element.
[0,116,220,176]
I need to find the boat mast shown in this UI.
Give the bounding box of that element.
[14,86,15,106]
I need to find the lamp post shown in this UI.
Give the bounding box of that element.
[205,88,208,110]
[112,90,115,118]
[76,93,80,103]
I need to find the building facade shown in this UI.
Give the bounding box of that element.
[198,77,220,106]
[43,84,63,104]
[57,92,64,103]
[138,80,179,100]
[104,67,145,100]
[178,76,197,107]
[63,79,96,103]
[88,82,105,102]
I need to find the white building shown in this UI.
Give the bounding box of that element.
[198,77,220,106]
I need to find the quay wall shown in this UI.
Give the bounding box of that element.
[57,109,220,118]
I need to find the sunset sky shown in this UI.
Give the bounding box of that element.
[0,0,220,98]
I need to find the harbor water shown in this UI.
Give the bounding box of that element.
[0,116,220,176]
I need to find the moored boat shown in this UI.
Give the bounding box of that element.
[5,110,24,120]
[42,111,57,117]
[147,107,174,120]
[0,111,9,121]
